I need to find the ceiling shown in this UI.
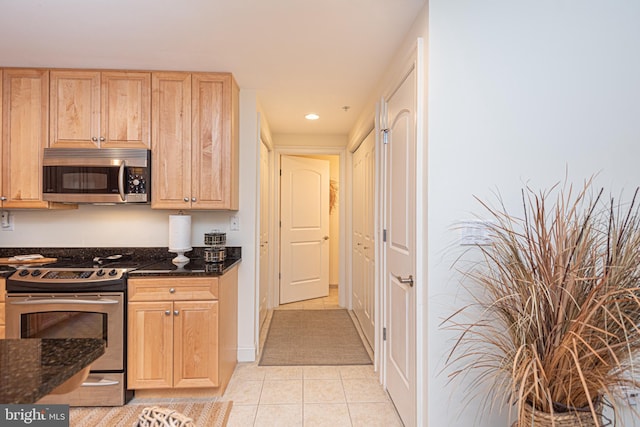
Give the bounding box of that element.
[0,0,426,137]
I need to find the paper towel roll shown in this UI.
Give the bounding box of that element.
[169,214,192,251]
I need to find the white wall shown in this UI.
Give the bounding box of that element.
[428,1,640,426]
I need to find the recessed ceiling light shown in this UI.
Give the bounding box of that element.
[305,113,319,120]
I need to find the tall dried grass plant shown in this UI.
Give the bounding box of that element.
[445,180,640,426]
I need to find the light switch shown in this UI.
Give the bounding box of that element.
[1,211,14,231]
[458,220,491,246]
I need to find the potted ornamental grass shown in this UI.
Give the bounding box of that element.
[444,179,640,426]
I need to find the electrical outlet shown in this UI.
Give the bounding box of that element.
[230,215,240,231]
[627,389,638,406]
[1,211,13,231]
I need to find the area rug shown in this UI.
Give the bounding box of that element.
[259,309,372,366]
[70,399,233,427]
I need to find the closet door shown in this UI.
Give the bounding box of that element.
[352,130,375,347]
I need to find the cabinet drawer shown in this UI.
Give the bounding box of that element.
[128,277,218,301]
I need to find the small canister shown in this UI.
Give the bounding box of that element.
[204,247,226,263]
[205,262,224,273]
[204,231,226,247]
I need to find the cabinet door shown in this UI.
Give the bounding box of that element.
[127,301,174,389]
[50,70,100,148]
[151,72,192,209]
[191,73,238,209]
[101,72,151,149]
[173,300,219,388]
[2,69,49,208]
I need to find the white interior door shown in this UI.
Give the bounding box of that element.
[384,65,417,427]
[352,130,375,347]
[259,139,270,330]
[280,155,330,304]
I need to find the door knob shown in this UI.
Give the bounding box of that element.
[174,310,179,316]
[396,274,414,287]
[165,310,171,316]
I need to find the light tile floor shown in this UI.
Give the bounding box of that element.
[223,287,404,426]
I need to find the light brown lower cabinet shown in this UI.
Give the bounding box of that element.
[127,266,238,394]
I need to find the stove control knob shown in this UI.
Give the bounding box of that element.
[108,269,118,276]
[19,269,30,277]
[31,269,42,277]
[96,269,106,277]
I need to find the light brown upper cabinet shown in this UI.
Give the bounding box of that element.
[151,72,239,210]
[1,69,69,209]
[50,70,150,149]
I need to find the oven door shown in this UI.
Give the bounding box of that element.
[5,293,124,371]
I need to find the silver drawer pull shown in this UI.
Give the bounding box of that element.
[396,274,414,287]
[169,288,175,293]
[165,310,171,316]
[174,310,179,316]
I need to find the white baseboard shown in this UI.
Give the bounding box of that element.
[237,346,257,362]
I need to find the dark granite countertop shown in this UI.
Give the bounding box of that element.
[0,338,105,404]
[0,246,242,278]
[129,256,241,277]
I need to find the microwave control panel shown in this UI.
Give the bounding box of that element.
[127,167,148,194]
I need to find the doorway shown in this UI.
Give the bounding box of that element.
[278,154,340,307]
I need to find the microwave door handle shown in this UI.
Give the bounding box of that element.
[118,160,126,202]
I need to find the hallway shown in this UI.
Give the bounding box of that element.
[223,289,402,426]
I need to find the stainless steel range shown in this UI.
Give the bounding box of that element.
[5,257,145,406]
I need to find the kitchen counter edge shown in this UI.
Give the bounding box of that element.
[128,257,241,277]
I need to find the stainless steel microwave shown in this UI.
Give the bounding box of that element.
[43,148,151,204]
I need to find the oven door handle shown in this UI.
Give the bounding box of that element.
[81,378,120,387]
[10,298,119,305]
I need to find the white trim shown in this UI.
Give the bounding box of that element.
[237,346,258,362]
[414,36,426,427]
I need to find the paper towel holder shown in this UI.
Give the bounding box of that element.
[170,249,190,265]
[169,211,192,265]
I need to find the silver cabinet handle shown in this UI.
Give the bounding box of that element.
[396,274,414,287]
[99,136,105,141]
[192,197,196,202]
[165,310,171,315]
[184,197,189,202]
[91,137,98,142]
[169,288,175,293]
[174,310,179,316]
[0,196,6,201]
